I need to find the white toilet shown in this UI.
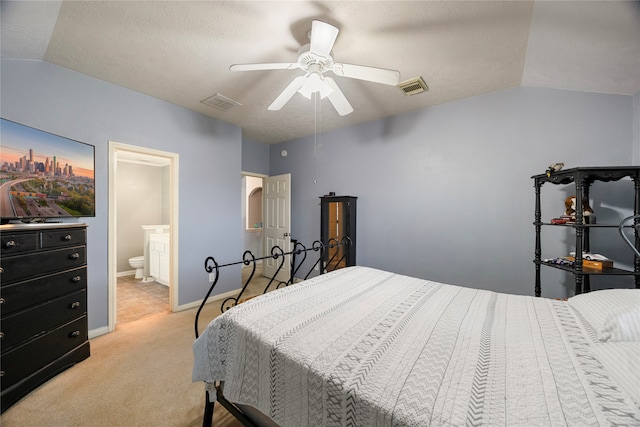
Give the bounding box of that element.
[129,256,145,279]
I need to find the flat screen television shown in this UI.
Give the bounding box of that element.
[0,118,95,223]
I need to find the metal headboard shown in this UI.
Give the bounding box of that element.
[195,237,351,339]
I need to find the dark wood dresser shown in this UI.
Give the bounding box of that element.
[0,223,90,412]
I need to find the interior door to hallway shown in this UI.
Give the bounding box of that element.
[263,173,291,282]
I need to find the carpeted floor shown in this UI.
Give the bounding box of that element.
[1,267,273,426]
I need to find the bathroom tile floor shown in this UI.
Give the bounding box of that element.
[116,263,278,324]
[117,275,169,325]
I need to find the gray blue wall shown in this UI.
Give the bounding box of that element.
[1,59,242,331]
[242,137,269,175]
[2,57,637,331]
[270,87,637,299]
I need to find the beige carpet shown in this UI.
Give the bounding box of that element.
[2,298,246,426]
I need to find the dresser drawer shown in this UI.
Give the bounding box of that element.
[41,228,86,249]
[1,290,86,352]
[1,316,88,391]
[0,246,86,284]
[0,267,86,316]
[0,232,38,256]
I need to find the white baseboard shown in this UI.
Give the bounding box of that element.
[117,270,135,277]
[176,288,240,312]
[89,326,110,339]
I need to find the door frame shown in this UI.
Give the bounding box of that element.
[242,171,267,267]
[108,141,179,332]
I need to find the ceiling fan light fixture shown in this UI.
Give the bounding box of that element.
[318,85,333,99]
[298,72,333,99]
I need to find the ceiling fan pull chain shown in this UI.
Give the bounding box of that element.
[314,92,318,184]
[319,93,322,151]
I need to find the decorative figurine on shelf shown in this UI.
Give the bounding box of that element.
[546,162,564,177]
[564,196,594,218]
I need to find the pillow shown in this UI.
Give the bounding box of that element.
[590,342,640,406]
[568,289,640,342]
[600,310,640,342]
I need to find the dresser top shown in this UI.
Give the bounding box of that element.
[0,222,87,232]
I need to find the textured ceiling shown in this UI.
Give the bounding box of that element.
[2,1,639,144]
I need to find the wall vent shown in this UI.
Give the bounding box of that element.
[201,93,242,112]
[398,77,429,96]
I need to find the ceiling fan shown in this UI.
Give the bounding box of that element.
[230,20,401,116]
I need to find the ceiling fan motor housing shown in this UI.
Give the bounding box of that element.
[297,44,333,73]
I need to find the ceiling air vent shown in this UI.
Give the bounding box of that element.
[201,93,242,112]
[398,77,428,96]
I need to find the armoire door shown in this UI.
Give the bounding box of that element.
[320,195,357,272]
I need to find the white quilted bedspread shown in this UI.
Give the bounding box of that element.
[192,267,640,426]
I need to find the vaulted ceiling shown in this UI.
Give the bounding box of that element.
[2,1,639,144]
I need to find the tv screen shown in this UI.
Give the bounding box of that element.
[0,118,95,223]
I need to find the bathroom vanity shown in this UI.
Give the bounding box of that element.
[141,225,169,283]
[149,232,170,286]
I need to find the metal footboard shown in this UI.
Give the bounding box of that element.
[194,238,351,427]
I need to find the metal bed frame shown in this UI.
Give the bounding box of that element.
[194,238,351,427]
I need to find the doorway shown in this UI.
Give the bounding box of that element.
[242,173,266,285]
[108,142,179,332]
[241,172,291,286]
[242,173,265,258]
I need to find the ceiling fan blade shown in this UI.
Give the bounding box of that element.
[324,77,353,116]
[230,63,299,72]
[268,75,307,111]
[310,20,339,58]
[331,63,400,86]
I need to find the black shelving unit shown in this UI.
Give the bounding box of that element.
[532,166,640,296]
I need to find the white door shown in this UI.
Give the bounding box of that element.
[263,173,291,282]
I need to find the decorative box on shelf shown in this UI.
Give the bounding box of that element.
[566,256,613,270]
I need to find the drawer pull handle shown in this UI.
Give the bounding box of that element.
[0,267,3,274]
[64,234,72,241]
[0,371,4,377]
[70,301,81,309]
[4,240,15,248]
[69,252,80,260]
[0,332,4,339]
[70,330,80,338]
[0,297,4,304]
[72,275,82,283]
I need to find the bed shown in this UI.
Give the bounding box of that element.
[192,261,640,427]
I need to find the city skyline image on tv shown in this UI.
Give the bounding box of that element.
[0,118,95,220]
